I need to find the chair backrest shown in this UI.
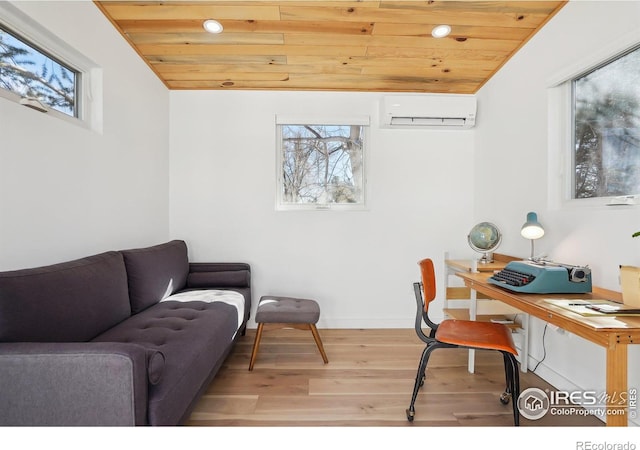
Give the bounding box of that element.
[418,258,437,314]
[412,258,440,338]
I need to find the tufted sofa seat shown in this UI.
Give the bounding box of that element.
[0,240,250,426]
[93,300,241,425]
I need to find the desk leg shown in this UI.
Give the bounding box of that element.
[605,340,628,426]
[468,288,477,374]
[520,313,529,373]
[468,349,475,374]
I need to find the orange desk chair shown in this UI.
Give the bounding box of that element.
[406,258,520,425]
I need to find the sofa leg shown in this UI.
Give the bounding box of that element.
[248,323,264,371]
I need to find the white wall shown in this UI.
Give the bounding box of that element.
[170,90,476,327]
[0,1,170,270]
[476,0,640,424]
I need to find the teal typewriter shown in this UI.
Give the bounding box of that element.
[488,260,592,294]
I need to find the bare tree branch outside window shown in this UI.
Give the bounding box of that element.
[279,124,365,208]
[573,45,640,198]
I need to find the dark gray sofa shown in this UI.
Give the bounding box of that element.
[0,240,251,426]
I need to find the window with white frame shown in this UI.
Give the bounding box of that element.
[0,24,78,116]
[276,116,368,210]
[0,2,101,131]
[572,44,640,199]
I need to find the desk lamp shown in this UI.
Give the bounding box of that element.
[521,212,544,260]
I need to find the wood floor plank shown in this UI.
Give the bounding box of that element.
[186,328,604,427]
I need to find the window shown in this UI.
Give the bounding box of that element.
[0,2,102,132]
[0,25,78,117]
[276,116,368,210]
[572,44,640,199]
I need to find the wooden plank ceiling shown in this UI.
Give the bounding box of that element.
[94,1,567,93]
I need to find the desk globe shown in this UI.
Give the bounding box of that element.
[468,222,502,264]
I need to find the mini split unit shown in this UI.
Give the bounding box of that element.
[379,94,476,129]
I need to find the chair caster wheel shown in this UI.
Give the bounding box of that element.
[406,408,415,422]
[500,392,511,405]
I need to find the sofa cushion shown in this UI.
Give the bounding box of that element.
[92,297,243,425]
[121,240,189,314]
[0,251,131,342]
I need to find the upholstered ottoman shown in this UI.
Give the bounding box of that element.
[248,296,329,370]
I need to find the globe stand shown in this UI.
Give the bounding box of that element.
[478,252,494,264]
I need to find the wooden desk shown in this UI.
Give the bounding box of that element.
[456,270,639,427]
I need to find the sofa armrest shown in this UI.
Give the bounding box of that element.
[187,262,250,287]
[187,262,252,328]
[0,342,156,426]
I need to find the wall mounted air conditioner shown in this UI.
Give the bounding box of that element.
[380,94,476,129]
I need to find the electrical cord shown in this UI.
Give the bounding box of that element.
[532,323,549,372]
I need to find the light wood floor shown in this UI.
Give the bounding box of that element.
[186,328,604,427]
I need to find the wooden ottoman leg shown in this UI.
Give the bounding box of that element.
[309,324,329,364]
[249,323,264,371]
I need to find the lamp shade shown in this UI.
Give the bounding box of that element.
[521,212,545,240]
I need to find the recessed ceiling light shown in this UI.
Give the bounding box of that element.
[431,24,451,38]
[203,19,223,34]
